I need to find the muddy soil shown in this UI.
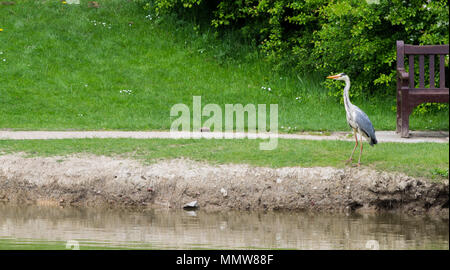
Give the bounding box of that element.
[0,154,448,216]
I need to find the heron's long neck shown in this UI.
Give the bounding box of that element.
[343,77,352,112]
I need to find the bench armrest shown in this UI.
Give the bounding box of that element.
[397,68,409,81]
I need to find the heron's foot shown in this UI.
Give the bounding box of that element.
[350,162,362,168]
[344,158,353,164]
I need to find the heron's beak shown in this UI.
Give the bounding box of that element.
[326,75,340,79]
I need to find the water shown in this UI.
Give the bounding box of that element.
[0,204,448,250]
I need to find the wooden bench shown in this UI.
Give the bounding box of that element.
[396,40,449,137]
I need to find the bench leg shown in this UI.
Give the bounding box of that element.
[396,96,401,133]
[400,105,410,138]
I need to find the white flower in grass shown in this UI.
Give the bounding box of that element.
[261,86,272,92]
[120,89,133,95]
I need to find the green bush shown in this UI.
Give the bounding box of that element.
[145,0,449,103]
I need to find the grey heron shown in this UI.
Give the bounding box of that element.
[327,73,377,166]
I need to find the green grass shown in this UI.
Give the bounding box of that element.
[0,0,448,132]
[0,238,154,250]
[0,138,448,180]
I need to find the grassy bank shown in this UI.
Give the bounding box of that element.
[0,138,448,180]
[0,238,142,250]
[0,0,448,132]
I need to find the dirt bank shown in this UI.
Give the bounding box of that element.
[0,154,448,216]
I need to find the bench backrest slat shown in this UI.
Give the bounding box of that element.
[409,54,415,88]
[440,54,446,89]
[419,55,425,88]
[429,55,435,88]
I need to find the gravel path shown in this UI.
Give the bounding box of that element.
[0,130,448,143]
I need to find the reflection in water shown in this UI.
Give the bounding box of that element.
[0,204,448,250]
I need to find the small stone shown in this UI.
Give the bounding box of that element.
[183,201,198,210]
[200,127,210,132]
[220,188,227,197]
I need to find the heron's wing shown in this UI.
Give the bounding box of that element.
[353,106,377,143]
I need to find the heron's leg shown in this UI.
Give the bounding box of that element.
[357,133,363,167]
[346,129,358,163]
